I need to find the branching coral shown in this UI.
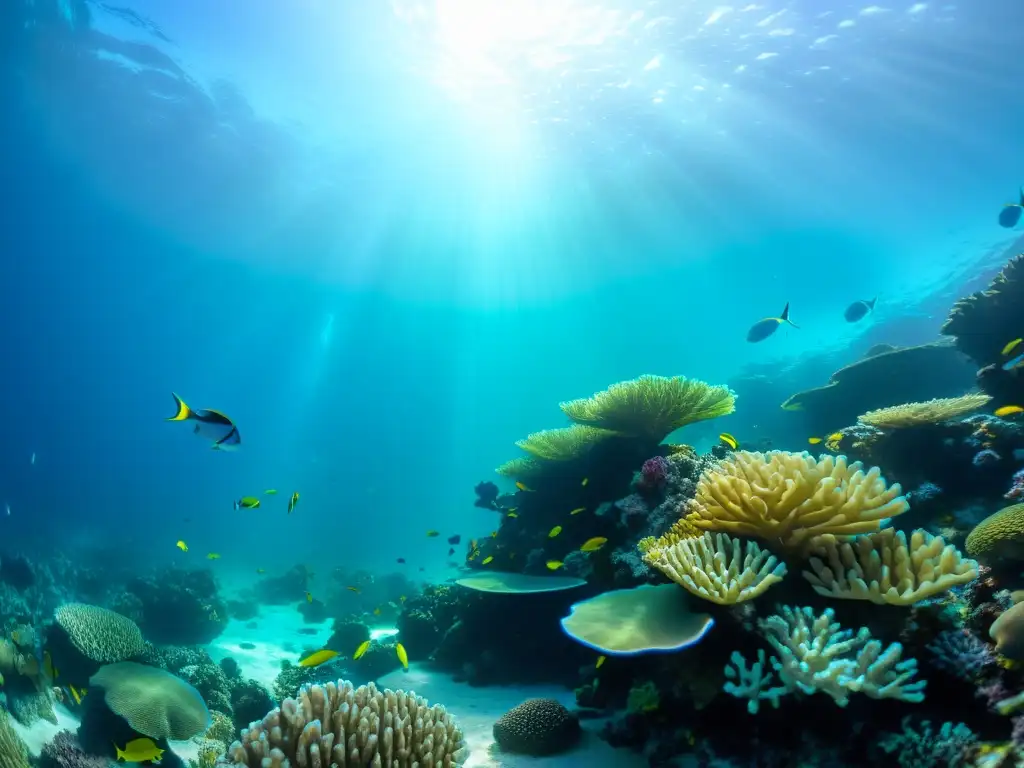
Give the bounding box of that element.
[559,374,736,440]
[723,650,787,714]
[858,394,992,429]
[685,451,909,551]
[802,529,978,606]
[641,531,787,605]
[226,679,468,768]
[514,424,619,462]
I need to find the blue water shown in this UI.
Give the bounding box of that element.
[0,0,1021,578]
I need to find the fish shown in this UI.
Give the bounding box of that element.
[353,640,371,660]
[176,540,188,552]
[719,433,738,450]
[288,492,300,514]
[490,531,497,538]
[206,553,221,560]
[569,507,586,515]
[580,537,608,552]
[995,405,1024,418]
[396,642,409,670]
[843,298,877,323]
[30,452,35,466]
[581,477,589,486]
[166,393,241,451]
[507,512,519,518]
[515,481,533,492]
[548,526,562,538]
[808,437,823,445]
[447,548,455,556]
[426,530,440,537]
[746,302,799,343]
[596,655,606,669]
[447,534,462,545]
[1003,351,1024,371]
[264,489,278,495]
[396,558,406,564]
[399,595,406,602]
[234,497,261,510]
[298,649,339,668]
[482,556,494,565]
[115,737,165,764]
[546,560,564,570]
[305,592,313,603]
[44,651,58,680]
[68,685,85,705]
[256,568,266,574]
[1002,339,1023,357]
[346,586,361,593]
[373,607,382,616]
[998,188,1024,228]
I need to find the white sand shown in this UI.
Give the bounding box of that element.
[8,702,79,757]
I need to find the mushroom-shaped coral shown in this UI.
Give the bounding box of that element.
[494,457,546,481]
[559,584,713,655]
[226,679,467,768]
[858,394,992,429]
[492,698,580,756]
[802,529,978,605]
[455,572,586,594]
[965,503,1024,562]
[640,531,787,605]
[514,424,619,462]
[686,451,908,551]
[559,374,736,440]
[89,662,211,740]
[54,604,144,664]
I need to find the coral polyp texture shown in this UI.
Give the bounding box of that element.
[492,698,580,756]
[559,374,736,440]
[641,531,787,605]
[89,662,211,740]
[857,393,992,429]
[685,451,909,551]
[493,456,545,480]
[226,679,468,768]
[802,528,979,605]
[965,502,1024,561]
[53,603,144,663]
[514,424,619,462]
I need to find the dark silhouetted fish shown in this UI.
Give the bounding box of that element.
[844,298,876,323]
[999,188,1024,228]
[447,534,461,545]
[747,302,799,343]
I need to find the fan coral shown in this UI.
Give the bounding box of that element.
[641,531,787,605]
[514,425,618,462]
[492,698,580,756]
[226,679,467,768]
[686,451,909,551]
[90,661,211,740]
[858,394,992,429]
[559,374,736,440]
[802,529,978,605]
[53,604,144,663]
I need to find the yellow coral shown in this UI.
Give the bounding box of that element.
[965,503,1024,561]
[559,375,736,440]
[858,393,992,429]
[494,456,547,480]
[686,451,909,551]
[803,528,978,605]
[642,531,787,605]
[515,424,618,462]
[638,517,702,555]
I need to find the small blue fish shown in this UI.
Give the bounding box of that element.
[844,297,876,323]
[1003,351,1024,371]
[747,302,799,343]
[999,188,1024,228]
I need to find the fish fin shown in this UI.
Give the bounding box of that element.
[868,297,877,309]
[1019,187,1024,206]
[780,302,799,328]
[167,393,191,421]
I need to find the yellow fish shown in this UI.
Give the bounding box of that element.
[305,592,313,603]
[596,655,606,669]
[346,586,361,593]
[399,595,406,602]
[68,685,86,705]
[288,492,300,514]
[176,540,188,552]
[115,737,164,764]
[264,489,278,495]
[44,651,58,681]
[426,530,440,537]
[507,512,519,518]
[548,526,562,538]
[299,649,338,668]
[256,568,266,574]
[373,607,382,616]
[719,433,738,450]
[515,481,533,492]
[1003,338,1023,356]
[353,640,371,660]
[206,553,221,560]
[490,531,498,538]
[482,555,494,565]
[808,437,823,445]
[507,507,518,513]
[580,536,607,552]
[396,642,409,670]
[546,560,564,570]
[995,405,1024,418]
[569,507,586,515]
[234,496,260,510]
[581,477,589,486]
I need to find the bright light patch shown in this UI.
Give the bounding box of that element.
[370,627,400,641]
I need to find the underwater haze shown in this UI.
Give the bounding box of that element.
[0,0,1021,579]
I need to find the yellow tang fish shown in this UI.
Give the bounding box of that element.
[298,649,338,668]
[482,555,494,565]
[115,737,165,764]
[808,437,823,445]
[546,560,564,570]
[548,526,562,538]
[719,433,738,450]
[346,586,361,593]
[515,481,533,492]
[305,592,313,603]
[995,405,1024,418]
[353,640,371,660]
[396,642,409,670]
[234,496,260,510]
[581,477,589,486]
[176,540,188,552]
[1003,338,1023,357]
[569,507,586,515]
[288,492,300,514]
[507,512,519,518]
[206,553,221,560]
[426,530,440,537]
[596,655,606,669]
[580,536,608,553]
[264,489,278,495]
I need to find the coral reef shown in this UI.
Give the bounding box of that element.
[859,394,992,429]
[0,710,30,768]
[122,568,228,644]
[38,731,108,768]
[89,661,211,740]
[492,698,580,756]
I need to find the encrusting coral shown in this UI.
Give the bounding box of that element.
[226,679,468,768]
[802,528,979,606]
[684,451,909,551]
[514,424,619,462]
[640,531,787,605]
[858,394,992,429]
[965,502,1024,562]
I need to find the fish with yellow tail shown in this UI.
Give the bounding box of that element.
[995,405,1024,418]
[718,433,738,450]
[515,481,533,492]
[68,685,86,705]
[580,537,608,553]
[746,302,798,343]
[546,560,564,570]
[548,526,562,538]
[288,492,300,514]
[482,555,494,565]
[396,642,409,670]
[166,393,241,451]
[298,649,338,668]
[353,640,371,660]
[115,738,164,763]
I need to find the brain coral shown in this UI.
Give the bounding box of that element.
[492,699,580,756]
[54,604,144,663]
[965,503,1024,561]
[89,662,211,740]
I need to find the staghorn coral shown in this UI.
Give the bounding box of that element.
[559,374,736,440]
[90,661,211,740]
[858,394,992,429]
[514,424,619,462]
[226,679,467,768]
[641,531,787,605]
[492,699,580,756]
[723,649,787,715]
[965,502,1024,561]
[878,716,977,768]
[0,710,29,768]
[802,529,979,606]
[53,604,144,663]
[685,451,909,551]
